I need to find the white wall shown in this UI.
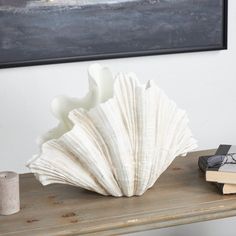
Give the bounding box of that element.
[0,1,236,236]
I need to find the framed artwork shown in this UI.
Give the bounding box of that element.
[0,0,228,68]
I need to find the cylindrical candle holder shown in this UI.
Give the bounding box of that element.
[0,171,20,215]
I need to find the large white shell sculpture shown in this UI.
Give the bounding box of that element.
[27,64,197,197]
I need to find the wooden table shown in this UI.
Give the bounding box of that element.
[1,149,236,236]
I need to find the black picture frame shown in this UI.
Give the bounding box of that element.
[0,0,228,69]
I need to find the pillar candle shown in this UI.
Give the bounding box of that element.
[0,171,20,215]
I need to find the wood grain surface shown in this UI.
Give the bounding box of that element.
[1,149,236,236]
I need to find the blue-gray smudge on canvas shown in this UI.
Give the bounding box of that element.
[0,0,224,64]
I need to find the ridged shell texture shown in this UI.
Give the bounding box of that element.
[28,71,197,197]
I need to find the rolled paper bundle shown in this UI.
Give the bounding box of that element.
[0,172,20,215]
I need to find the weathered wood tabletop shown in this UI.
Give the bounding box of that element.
[1,149,236,236]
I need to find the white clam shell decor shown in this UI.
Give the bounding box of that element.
[37,63,114,145]
[27,64,197,197]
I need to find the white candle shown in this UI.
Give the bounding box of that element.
[0,171,20,215]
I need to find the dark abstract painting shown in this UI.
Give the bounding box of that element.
[0,0,227,68]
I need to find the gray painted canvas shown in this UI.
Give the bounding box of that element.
[0,0,227,68]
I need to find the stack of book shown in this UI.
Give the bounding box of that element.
[198,144,236,194]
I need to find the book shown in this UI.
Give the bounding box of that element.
[198,155,236,194]
[215,144,236,155]
[205,145,236,184]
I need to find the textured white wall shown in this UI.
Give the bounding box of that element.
[0,1,236,235]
